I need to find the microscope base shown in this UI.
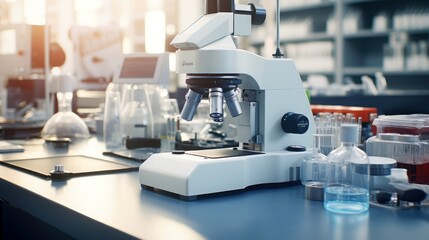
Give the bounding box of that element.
[139,149,310,199]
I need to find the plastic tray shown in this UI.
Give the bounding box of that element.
[0,155,138,180]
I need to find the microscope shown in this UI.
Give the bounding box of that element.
[139,0,315,199]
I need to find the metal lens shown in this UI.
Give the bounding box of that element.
[209,87,224,121]
[224,89,242,117]
[181,89,203,121]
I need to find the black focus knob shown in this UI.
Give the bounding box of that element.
[249,3,266,25]
[281,112,310,134]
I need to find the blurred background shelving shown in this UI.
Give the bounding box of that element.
[251,0,429,92]
[0,0,428,118]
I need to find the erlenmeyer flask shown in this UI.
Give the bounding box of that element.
[120,86,154,139]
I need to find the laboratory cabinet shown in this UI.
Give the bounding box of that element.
[252,0,429,90]
[0,199,74,239]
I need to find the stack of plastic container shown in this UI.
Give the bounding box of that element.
[365,114,429,184]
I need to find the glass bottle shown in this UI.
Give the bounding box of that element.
[324,124,370,214]
[301,134,328,201]
[301,134,328,186]
[103,82,122,150]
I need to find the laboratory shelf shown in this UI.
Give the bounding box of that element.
[280,33,335,44]
[343,67,383,75]
[383,70,429,76]
[344,0,385,5]
[252,33,335,45]
[344,0,428,5]
[344,68,429,76]
[280,2,335,13]
[253,0,429,87]
[299,70,335,76]
[344,29,429,39]
[395,28,429,36]
[343,30,389,39]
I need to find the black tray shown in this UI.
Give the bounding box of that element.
[0,155,138,180]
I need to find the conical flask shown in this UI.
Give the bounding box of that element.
[120,86,154,139]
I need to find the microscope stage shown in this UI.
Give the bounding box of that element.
[185,148,264,158]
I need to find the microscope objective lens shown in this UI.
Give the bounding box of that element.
[181,89,203,121]
[224,89,242,117]
[209,87,224,121]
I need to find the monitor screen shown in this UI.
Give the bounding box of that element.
[119,57,158,79]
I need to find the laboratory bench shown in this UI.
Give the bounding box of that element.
[0,138,428,240]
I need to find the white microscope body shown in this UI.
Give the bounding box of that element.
[139,1,315,199]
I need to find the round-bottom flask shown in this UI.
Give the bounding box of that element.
[42,92,90,140]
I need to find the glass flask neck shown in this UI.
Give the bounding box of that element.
[312,135,322,154]
[340,142,356,148]
[57,92,73,112]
